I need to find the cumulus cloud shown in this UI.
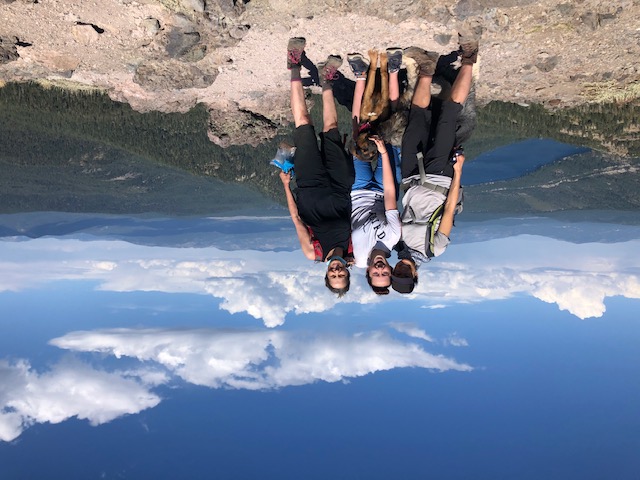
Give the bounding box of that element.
[51,328,472,391]
[0,238,381,327]
[525,271,640,319]
[0,323,473,442]
[412,237,640,319]
[2,232,640,322]
[0,359,160,442]
[204,273,337,328]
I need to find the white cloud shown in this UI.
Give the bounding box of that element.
[1,237,393,327]
[411,236,640,319]
[0,359,160,442]
[525,271,640,319]
[444,333,469,347]
[51,328,472,391]
[389,322,435,342]
[2,232,640,322]
[203,270,363,327]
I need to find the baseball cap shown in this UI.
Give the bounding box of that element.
[391,274,416,294]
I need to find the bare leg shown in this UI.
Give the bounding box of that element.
[389,71,399,110]
[347,52,370,132]
[291,78,312,128]
[449,64,473,104]
[322,88,338,133]
[352,76,366,136]
[411,75,433,109]
[385,47,403,109]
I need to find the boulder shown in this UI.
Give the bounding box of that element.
[0,37,19,64]
[133,61,217,89]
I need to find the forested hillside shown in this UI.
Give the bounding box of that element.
[1,82,638,214]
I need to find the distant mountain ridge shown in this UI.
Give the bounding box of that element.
[3,212,640,253]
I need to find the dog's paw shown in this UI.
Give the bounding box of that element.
[368,49,378,66]
[379,52,388,69]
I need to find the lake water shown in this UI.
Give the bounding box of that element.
[464,138,591,185]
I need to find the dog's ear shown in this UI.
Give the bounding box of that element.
[346,137,360,158]
[353,134,365,160]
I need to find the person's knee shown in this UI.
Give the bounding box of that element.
[322,122,338,133]
[295,113,313,127]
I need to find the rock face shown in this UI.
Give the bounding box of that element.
[133,61,216,89]
[207,102,281,148]
[0,35,23,64]
[1,0,639,147]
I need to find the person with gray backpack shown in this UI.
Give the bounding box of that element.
[395,26,479,281]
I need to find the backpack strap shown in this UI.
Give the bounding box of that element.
[425,203,445,258]
[401,152,450,195]
[401,200,436,225]
[401,178,450,195]
[417,151,427,184]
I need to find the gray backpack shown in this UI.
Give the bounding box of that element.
[401,153,463,258]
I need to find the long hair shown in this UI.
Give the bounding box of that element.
[325,270,351,298]
[365,270,390,295]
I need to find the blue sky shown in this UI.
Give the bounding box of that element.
[1,212,639,479]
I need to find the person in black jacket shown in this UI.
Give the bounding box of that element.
[280,37,355,296]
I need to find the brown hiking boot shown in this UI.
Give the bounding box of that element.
[287,37,306,69]
[317,54,343,89]
[458,19,483,65]
[403,47,438,76]
[458,38,479,65]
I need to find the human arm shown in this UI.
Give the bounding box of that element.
[371,136,397,212]
[280,171,315,260]
[437,154,464,238]
[351,77,366,138]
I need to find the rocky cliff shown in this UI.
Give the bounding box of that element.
[2,0,639,147]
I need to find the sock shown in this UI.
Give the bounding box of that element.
[290,66,301,81]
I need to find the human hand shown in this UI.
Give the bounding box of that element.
[453,153,465,174]
[369,135,387,154]
[280,171,291,185]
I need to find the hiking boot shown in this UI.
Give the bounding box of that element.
[318,54,343,89]
[458,19,482,65]
[403,46,438,76]
[287,37,306,69]
[458,38,479,65]
[347,52,369,78]
[386,47,402,73]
